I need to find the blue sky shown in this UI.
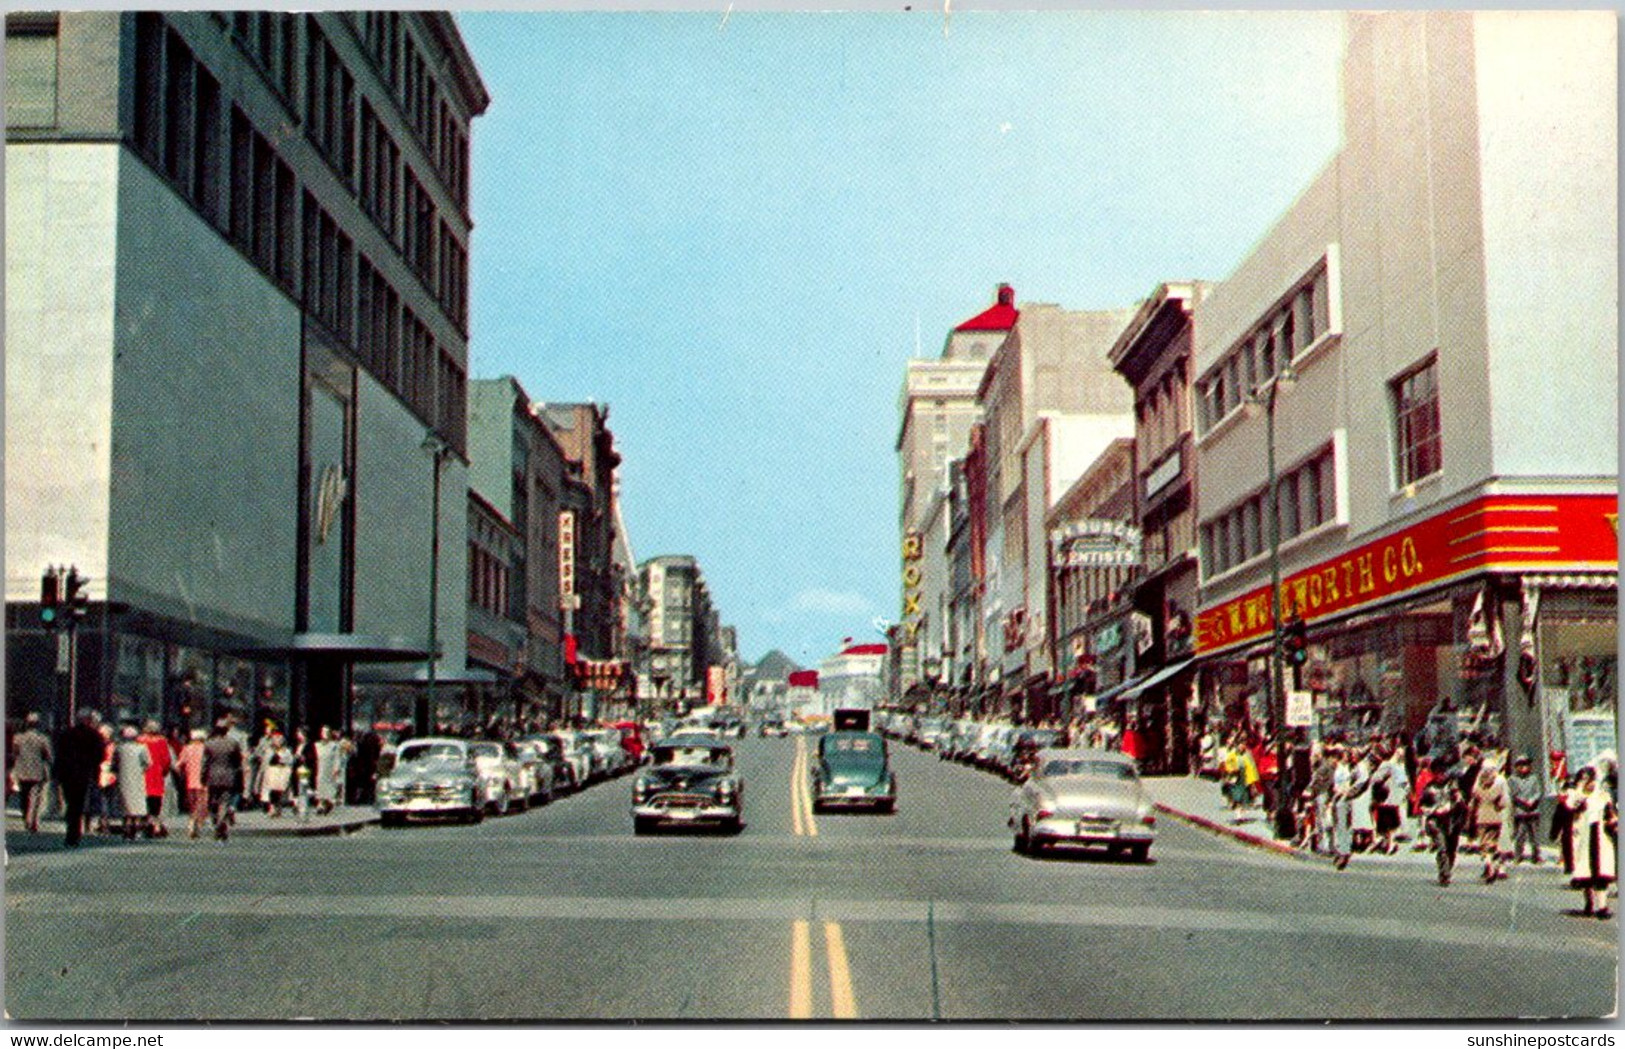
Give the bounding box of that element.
[458,11,1345,667]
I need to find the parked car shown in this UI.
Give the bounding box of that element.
[631,739,744,833]
[1009,748,1156,860]
[523,735,576,794]
[916,717,952,752]
[759,714,788,737]
[609,720,648,765]
[585,728,633,778]
[512,739,558,804]
[1008,728,1067,782]
[973,723,1015,770]
[550,730,595,787]
[468,740,528,814]
[810,730,896,813]
[376,737,486,826]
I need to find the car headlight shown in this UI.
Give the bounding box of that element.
[632,779,650,802]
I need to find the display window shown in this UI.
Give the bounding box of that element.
[112,634,166,727]
[1540,597,1618,772]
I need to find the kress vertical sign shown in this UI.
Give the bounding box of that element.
[901,532,923,645]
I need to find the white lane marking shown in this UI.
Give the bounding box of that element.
[7,891,1610,957]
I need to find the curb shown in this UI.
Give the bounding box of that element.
[6,815,379,840]
[1153,801,1319,863]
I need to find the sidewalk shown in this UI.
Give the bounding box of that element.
[1145,774,1446,871]
[6,803,377,845]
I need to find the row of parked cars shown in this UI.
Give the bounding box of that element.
[879,712,1157,861]
[876,714,1066,784]
[377,724,646,826]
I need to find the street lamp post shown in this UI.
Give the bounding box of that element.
[419,432,451,737]
[1247,364,1297,840]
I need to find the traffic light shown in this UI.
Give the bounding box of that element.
[64,568,90,622]
[1284,616,1309,667]
[39,567,60,628]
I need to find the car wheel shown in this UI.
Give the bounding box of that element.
[1129,843,1151,863]
[1014,817,1032,855]
[633,817,656,835]
[466,807,484,825]
[880,799,897,814]
[379,813,403,829]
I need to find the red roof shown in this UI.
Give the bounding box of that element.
[840,644,889,657]
[954,284,1018,332]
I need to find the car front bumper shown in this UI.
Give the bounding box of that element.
[1031,816,1154,846]
[632,799,740,824]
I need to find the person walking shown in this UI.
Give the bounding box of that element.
[1471,763,1511,882]
[1328,746,1355,869]
[203,719,244,841]
[1564,766,1617,919]
[1420,767,1466,885]
[1410,756,1439,851]
[54,713,105,847]
[11,713,52,832]
[1507,754,1544,865]
[258,732,293,817]
[111,725,151,841]
[1370,746,1410,854]
[137,721,173,838]
[173,728,208,838]
[91,721,117,835]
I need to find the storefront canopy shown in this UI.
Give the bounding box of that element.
[1093,674,1146,706]
[240,633,434,663]
[352,664,502,685]
[1119,658,1196,701]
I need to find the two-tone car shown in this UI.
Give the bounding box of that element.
[376,737,487,826]
[810,730,896,813]
[630,736,744,833]
[1009,748,1156,861]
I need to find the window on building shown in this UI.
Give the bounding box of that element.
[305,21,355,184]
[5,13,58,128]
[1197,262,1333,437]
[1392,357,1442,486]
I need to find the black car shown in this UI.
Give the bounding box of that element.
[630,737,744,833]
[811,730,896,813]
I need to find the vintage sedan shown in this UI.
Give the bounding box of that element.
[469,740,528,814]
[376,738,487,826]
[810,730,897,813]
[512,739,558,804]
[630,739,744,833]
[1009,748,1156,861]
[549,730,596,787]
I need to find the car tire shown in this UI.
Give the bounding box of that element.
[466,807,484,825]
[379,813,403,829]
[723,816,744,835]
[633,817,657,835]
[1129,843,1151,863]
[1014,817,1033,855]
[880,799,897,814]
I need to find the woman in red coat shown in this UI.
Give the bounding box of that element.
[138,720,174,838]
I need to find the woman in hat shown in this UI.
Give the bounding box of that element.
[1564,766,1617,918]
[173,728,208,838]
[1471,762,1511,882]
[111,725,151,841]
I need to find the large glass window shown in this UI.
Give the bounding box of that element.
[112,634,167,728]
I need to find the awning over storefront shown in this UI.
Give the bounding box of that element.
[1094,674,1145,706]
[352,664,502,685]
[1119,658,1196,701]
[241,633,434,663]
[1522,573,1618,590]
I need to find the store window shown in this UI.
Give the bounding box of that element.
[1541,607,1617,771]
[112,634,167,728]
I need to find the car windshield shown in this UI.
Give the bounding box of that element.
[1041,759,1137,780]
[469,743,502,759]
[827,737,880,754]
[397,742,463,764]
[1019,731,1060,747]
[653,746,731,768]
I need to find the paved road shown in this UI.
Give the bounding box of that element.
[6,736,1615,1021]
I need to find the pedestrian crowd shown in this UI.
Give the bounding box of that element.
[1189,718,1618,919]
[6,710,388,846]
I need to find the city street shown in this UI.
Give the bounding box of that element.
[6,737,1615,1021]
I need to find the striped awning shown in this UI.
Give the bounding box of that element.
[1522,573,1617,590]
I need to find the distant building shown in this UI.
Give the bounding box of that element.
[819,643,888,712]
[977,297,1135,717]
[6,13,487,733]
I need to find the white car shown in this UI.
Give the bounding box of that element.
[550,730,595,787]
[377,738,487,826]
[468,740,528,815]
[1009,749,1156,861]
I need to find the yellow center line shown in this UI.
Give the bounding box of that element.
[801,737,818,837]
[790,740,805,836]
[789,919,813,1018]
[824,921,857,1019]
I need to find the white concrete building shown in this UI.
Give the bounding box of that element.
[1191,12,1616,773]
